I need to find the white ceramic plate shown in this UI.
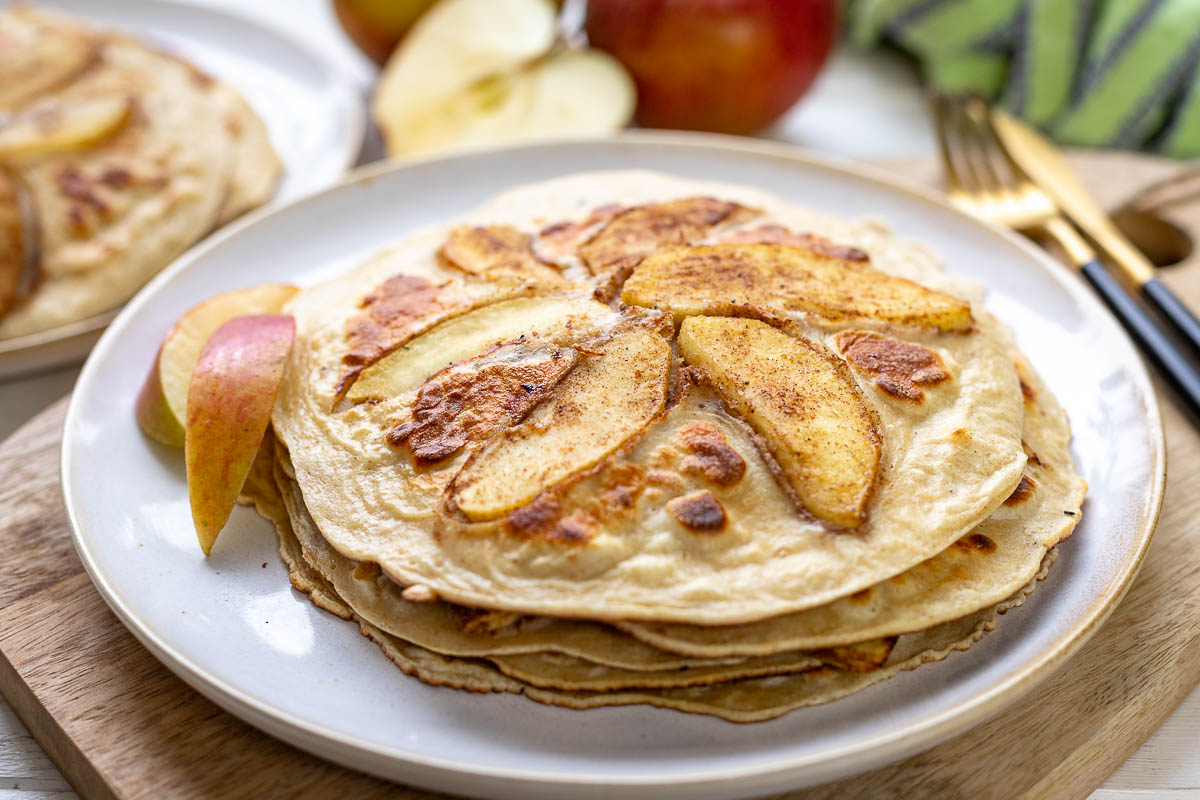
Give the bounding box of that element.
[62,135,1164,799]
[0,0,364,379]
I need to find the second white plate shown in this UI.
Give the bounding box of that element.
[0,0,364,378]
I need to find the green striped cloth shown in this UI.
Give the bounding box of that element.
[847,0,1200,157]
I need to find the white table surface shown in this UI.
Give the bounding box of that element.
[0,2,1196,797]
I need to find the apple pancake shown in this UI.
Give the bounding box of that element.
[265,442,902,688]
[0,6,281,338]
[616,348,1085,655]
[271,171,1029,624]
[268,480,1053,721]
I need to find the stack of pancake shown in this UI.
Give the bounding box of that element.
[242,171,1085,722]
[0,5,281,338]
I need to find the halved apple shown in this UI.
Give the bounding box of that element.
[348,295,612,403]
[677,316,880,528]
[451,327,670,521]
[135,283,299,447]
[373,0,633,156]
[0,96,131,160]
[623,243,973,332]
[186,314,295,555]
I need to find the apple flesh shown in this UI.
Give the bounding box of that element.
[0,96,131,160]
[373,0,634,157]
[135,283,298,447]
[185,314,295,556]
[586,0,837,135]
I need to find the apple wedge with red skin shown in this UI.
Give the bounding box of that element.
[135,283,299,447]
[185,314,294,556]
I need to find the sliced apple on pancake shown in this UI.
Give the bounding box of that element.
[0,95,131,160]
[622,243,972,332]
[347,295,613,403]
[388,343,579,464]
[440,225,566,285]
[578,197,758,295]
[451,326,671,521]
[677,316,881,528]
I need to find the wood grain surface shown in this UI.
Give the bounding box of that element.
[0,151,1198,799]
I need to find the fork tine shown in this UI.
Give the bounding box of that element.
[929,93,966,195]
[963,97,1022,195]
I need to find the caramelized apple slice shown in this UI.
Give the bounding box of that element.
[578,197,757,293]
[347,295,611,402]
[677,316,881,528]
[388,343,578,463]
[0,96,131,159]
[623,243,972,332]
[451,327,670,521]
[441,225,566,284]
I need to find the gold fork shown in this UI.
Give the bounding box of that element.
[930,93,1200,422]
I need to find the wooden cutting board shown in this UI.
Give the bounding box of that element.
[2,151,1199,800]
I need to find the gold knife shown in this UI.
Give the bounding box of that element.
[991,109,1200,355]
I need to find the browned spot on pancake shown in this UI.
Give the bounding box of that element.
[666,490,727,533]
[816,637,896,673]
[647,469,686,490]
[441,225,564,284]
[501,493,597,545]
[1003,474,1037,506]
[848,588,873,605]
[1019,375,1036,403]
[447,604,522,635]
[677,421,746,487]
[535,203,624,261]
[547,510,596,543]
[951,428,970,444]
[352,562,381,581]
[99,166,132,189]
[503,493,561,538]
[1023,440,1044,467]
[954,533,998,553]
[387,345,577,464]
[715,224,870,261]
[336,274,451,396]
[599,462,646,513]
[56,166,108,235]
[578,197,758,294]
[835,330,950,402]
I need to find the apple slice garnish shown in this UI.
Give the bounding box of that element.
[185,314,295,556]
[451,326,670,521]
[136,284,299,447]
[623,243,973,332]
[678,315,881,528]
[347,295,610,403]
[0,96,132,160]
[373,0,633,156]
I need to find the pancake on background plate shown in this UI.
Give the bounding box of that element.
[0,5,281,338]
[174,169,1083,721]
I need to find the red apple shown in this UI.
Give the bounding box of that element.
[585,0,837,135]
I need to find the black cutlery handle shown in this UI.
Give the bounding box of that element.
[1082,260,1200,422]
[1142,277,1200,357]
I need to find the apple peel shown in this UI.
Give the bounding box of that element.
[185,314,295,556]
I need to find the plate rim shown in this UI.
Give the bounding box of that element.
[60,131,1167,793]
[0,0,365,380]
